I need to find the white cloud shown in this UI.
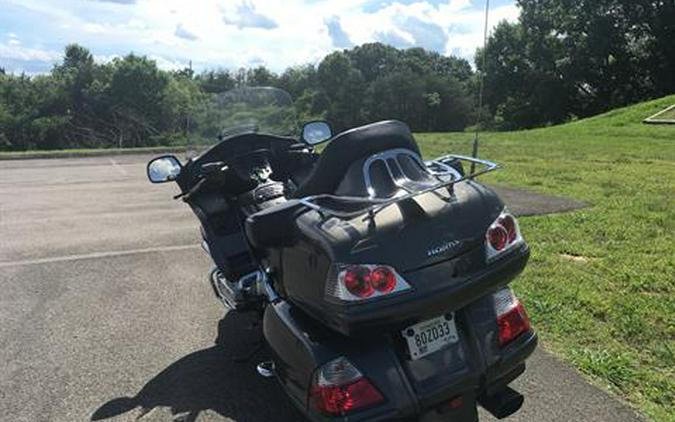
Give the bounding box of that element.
[325,16,354,48]
[174,24,199,41]
[222,1,278,30]
[0,42,61,62]
[90,0,137,4]
[148,54,189,71]
[82,23,107,34]
[0,0,520,74]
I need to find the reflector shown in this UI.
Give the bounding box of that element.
[493,288,531,346]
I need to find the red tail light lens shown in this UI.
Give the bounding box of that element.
[310,357,385,416]
[370,266,396,293]
[498,214,517,243]
[313,378,384,415]
[493,288,532,347]
[485,210,523,262]
[329,264,411,302]
[343,266,374,298]
[487,224,508,251]
[498,302,531,346]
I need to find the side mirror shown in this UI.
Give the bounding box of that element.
[301,121,333,146]
[147,155,182,183]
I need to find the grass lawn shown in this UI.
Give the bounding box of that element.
[417,95,675,421]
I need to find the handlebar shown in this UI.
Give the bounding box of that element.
[173,143,314,201]
[173,162,229,201]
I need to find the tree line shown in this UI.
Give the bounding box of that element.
[478,0,675,129]
[0,43,474,151]
[1,0,672,151]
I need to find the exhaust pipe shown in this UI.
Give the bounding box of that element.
[478,387,524,419]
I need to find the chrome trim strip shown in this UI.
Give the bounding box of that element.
[362,148,430,198]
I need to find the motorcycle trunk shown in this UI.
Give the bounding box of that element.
[261,181,535,421]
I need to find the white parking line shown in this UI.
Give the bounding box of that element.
[0,244,201,268]
[109,158,128,175]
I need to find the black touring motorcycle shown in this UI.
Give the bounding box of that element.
[147,87,537,421]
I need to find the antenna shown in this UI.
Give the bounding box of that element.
[471,0,490,175]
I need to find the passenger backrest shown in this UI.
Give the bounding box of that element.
[291,120,420,198]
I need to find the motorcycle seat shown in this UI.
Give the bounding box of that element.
[291,120,420,198]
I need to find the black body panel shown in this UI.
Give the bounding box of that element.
[175,133,296,280]
[275,180,526,337]
[264,293,537,422]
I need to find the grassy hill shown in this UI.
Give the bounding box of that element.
[417,95,675,421]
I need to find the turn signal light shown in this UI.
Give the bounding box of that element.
[310,357,385,415]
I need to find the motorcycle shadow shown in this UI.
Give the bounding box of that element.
[91,311,305,422]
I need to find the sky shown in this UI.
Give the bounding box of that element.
[0,0,519,75]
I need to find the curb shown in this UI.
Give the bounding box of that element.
[0,146,188,161]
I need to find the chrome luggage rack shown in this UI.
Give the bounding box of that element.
[298,155,499,219]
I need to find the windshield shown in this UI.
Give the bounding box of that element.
[187,87,297,156]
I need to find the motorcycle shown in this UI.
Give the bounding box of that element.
[147,87,537,421]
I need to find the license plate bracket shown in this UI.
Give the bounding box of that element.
[403,313,459,360]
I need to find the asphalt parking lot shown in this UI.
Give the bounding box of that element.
[0,154,645,421]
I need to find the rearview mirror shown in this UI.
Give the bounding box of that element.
[301,121,333,146]
[147,155,182,183]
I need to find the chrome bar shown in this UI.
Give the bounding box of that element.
[297,155,499,219]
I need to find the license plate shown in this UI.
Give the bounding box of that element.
[403,314,458,360]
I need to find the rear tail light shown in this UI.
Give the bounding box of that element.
[493,288,531,347]
[486,210,523,261]
[326,264,411,302]
[310,357,385,416]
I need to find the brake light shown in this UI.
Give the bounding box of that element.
[493,288,531,346]
[370,266,396,293]
[310,357,384,415]
[486,211,523,261]
[343,266,375,298]
[327,264,411,302]
[487,224,508,251]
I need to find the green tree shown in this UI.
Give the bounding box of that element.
[106,54,170,147]
[0,42,481,151]
[277,65,317,99]
[477,21,571,129]
[197,70,236,94]
[246,66,278,86]
[481,0,675,129]
[317,51,366,130]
